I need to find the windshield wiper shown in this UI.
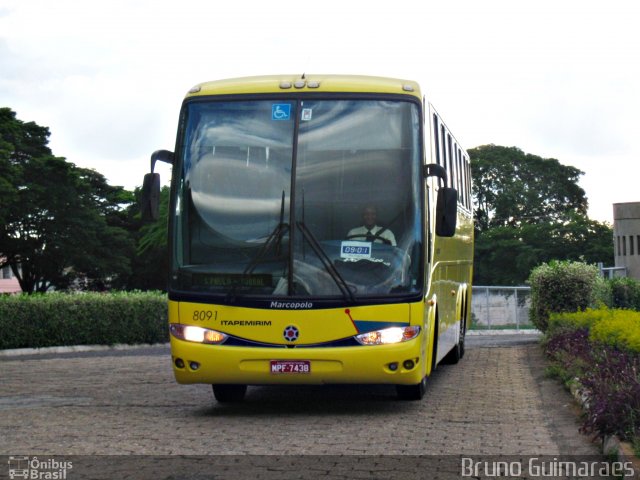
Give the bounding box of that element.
[226,191,288,301]
[296,221,355,303]
[246,190,288,272]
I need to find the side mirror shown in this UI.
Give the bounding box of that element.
[425,163,457,236]
[436,187,458,237]
[141,173,161,221]
[140,150,174,222]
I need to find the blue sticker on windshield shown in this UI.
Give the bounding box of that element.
[272,104,291,120]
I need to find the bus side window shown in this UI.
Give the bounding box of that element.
[433,114,441,165]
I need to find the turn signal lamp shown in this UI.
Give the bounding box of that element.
[170,324,228,345]
[355,326,421,345]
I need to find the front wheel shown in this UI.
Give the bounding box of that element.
[212,384,247,403]
[396,376,427,401]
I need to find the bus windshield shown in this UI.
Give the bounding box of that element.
[172,98,424,300]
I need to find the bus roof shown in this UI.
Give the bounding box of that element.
[185,75,422,99]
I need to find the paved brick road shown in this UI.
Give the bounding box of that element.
[0,340,606,479]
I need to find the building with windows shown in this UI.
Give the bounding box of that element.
[613,202,640,280]
[1,263,21,294]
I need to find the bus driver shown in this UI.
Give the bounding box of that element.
[346,206,397,246]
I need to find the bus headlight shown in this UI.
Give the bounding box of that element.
[355,326,421,345]
[170,324,228,345]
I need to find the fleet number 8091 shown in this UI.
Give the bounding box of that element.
[193,310,217,322]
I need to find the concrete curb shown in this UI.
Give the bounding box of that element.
[467,329,542,336]
[0,343,170,358]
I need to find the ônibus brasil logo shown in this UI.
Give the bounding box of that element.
[283,325,299,342]
[8,456,73,479]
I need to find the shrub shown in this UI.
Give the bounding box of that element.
[529,261,600,332]
[580,347,640,441]
[592,275,613,307]
[589,309,640,353]
[545,308,640,443]
[545,327,594,380]
[0,291,168,350]
[548,308,603,334]
[550,308,640,354]
[609,277,640,310]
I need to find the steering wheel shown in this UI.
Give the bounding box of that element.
[345,232,392,246]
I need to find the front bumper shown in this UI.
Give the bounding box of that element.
[170,336,425,386]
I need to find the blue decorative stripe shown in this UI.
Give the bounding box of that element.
[353,321,409,334]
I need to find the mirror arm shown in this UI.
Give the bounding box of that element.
[424,163,448,187]
[150,150,174,173]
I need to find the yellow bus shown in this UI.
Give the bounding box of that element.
[142,75,474,402]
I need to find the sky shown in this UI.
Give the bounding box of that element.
[1,0,639,223]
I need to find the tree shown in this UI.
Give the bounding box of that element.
[119,186,169,291]
[473,215,613,285]
[0,108,134,292]
[470,145,588,233]
[469,145,613,285]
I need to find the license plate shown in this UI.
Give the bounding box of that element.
[270,360,311,374]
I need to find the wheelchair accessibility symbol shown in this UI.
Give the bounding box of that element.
[272,104,291,120]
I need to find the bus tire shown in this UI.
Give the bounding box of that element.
[458,315,466,360]
[459,294,467,360]
[396,376,427,401]
[212,384,247,403]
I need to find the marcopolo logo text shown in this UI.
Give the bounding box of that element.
[270,301,313,309]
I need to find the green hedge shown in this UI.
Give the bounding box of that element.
[608,277,640,311]
[528,261,601,332]
[545,307,640,443]
[549,307,640,354]
[0,292,168,350]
